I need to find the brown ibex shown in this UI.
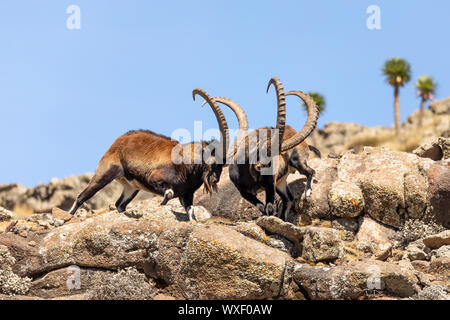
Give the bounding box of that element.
[66,89,245,221]
[227,77,320,221]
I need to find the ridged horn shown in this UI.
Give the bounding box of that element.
[281,91,319,152]
[213,97,248,132]
[266,77,286,154]
[213,97,248,157]
[193,89,229,162]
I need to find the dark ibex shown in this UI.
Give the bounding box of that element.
[227,77,320,221]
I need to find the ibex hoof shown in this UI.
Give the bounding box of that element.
[265,203,274,216]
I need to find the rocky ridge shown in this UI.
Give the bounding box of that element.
[309,96,450,155]
[0,145,448,300]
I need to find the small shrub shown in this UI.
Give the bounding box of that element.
[0,245,31,295]
[413,285,449,300]
[395,220,445,247]
[86,267,155,300]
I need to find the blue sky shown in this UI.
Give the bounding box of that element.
[0,0,449,186]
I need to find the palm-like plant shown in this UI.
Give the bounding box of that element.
[305,92,326,115]
[382,58,412,139]
[415,75,437,127]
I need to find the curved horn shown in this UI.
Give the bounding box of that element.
[213,97,248,157]
[266,77,286,154]
[193,89,229,162]
[281,91,319,152]
[213,97,248,132]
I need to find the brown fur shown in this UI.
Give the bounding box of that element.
[68,130,223,220]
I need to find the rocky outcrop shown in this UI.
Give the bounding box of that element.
[0,203,292,300]
[309,96,450,156]
[0,144,448,300]
[293,259,420,299]
[423,230,450,249]
[355,217,396,254]
[413,137,449,161]
[196,147,449,229]
[0,192,448,300]
[256,216,344,262]
[309,122,392,155]
[0,206,15,222]
[0,174,152,214]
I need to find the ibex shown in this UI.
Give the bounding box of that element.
[226,77,320,221]
[66,89,245,221]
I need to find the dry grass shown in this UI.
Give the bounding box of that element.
[344,240,366,260]
[0,221,11,233]
[12,204,34,219]
[346,131,396,151]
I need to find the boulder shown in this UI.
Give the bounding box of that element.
[404,246,428,261]
[232,222,294,255]
[256,216,304,243]
[0,206,15,221]
[334,148,447,228]
[293,259,420,299]
[328,181,364,218]
[168,224,288,299]
[0,205,293,300]
[413,137,444,161]
[0,174,152,214]
[374,243,393,261]
[301,227,345,263]
[356,217,396,253]
[256,216,345,262]
[403,172,428,219]
[430,245,450,259]
[52,207,73,222]
[423,230,450,249]
[429,257,450,282]
[424,164,450,228]
[411,260,430,273]
[298,158,338,220]
[357,149,415,227]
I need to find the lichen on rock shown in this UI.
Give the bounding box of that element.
[0,245,31,295]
